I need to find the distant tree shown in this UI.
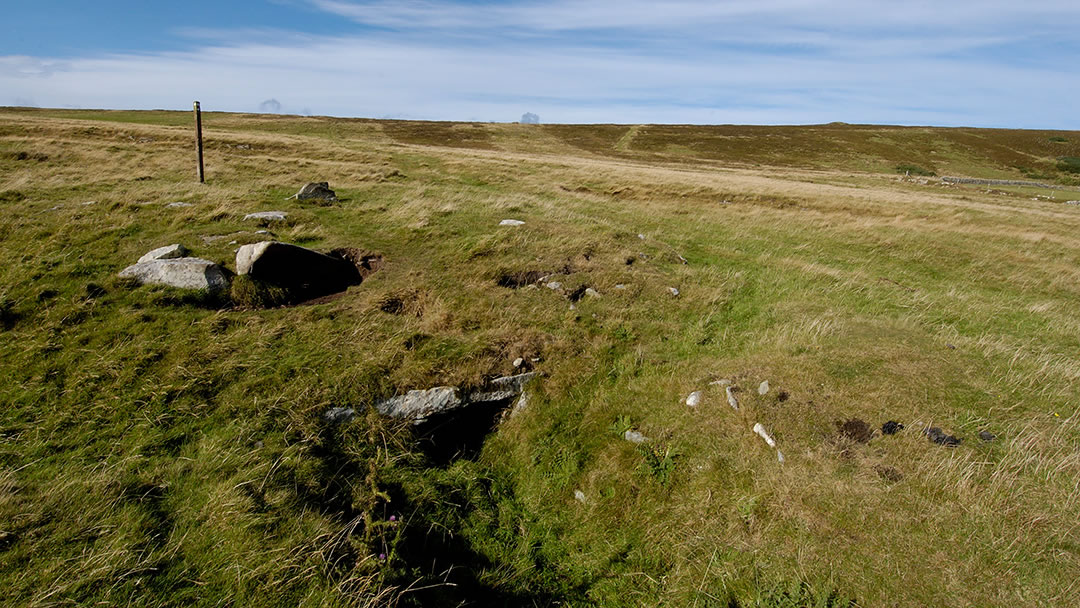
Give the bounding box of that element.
[520,112,540,124]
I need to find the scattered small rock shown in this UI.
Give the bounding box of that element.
[978,430,996,442]
[499,219,525,226]
[752,423,777,448]
[924,427,961,447]
[837,418,873,443]
[725,385,739,410]
[710,378,732,386]
[1065,200,1080,206]
[166,201,193,208]
[81,201,97,206]
[574,490,587,504]
[513,357,524,368]
[291,182,336,202]
[882,420,904,435]
[624,430,648,444]
[584,287,601,298]
[946,343,957,350]
[685,391,702,407]
[324,407,357,424]
[758,380,770,395]
[637,233,645,240]
[243,211,288,222]
[137,244,190,264]
[668,287,680,297]
[545,281,562,291]
[614,284,627,290]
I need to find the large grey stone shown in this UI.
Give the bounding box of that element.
[375,386,461,421]
[468,372,539,403]
[138,244,189,264]
[119,258,230,292]
[235,241,362,297]
[291,182,337,202]
[376,372,539,423]
[244,211,288,222]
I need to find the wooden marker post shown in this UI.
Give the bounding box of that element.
[193,101,205,183]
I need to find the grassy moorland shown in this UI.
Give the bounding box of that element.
[1,107,1079,607]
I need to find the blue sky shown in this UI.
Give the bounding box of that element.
[2,0,1078,128]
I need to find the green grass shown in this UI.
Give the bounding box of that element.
[2,108,1079,606]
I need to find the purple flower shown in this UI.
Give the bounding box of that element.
[389,515,396,522]
[378,553,386,560]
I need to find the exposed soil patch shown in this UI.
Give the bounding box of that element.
[925,427,961,447]
[328,248,383,279]
[881,420,904,435]
[875,465,903,483]
[496,270,547,289]
[4,151,49,162]
[567,284,589,302]
[776,390,789,402]
[836,418,874,443]
[376,289,425,317]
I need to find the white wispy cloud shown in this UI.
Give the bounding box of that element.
[1,0,1077,127]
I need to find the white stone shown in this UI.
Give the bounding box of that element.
[513,357,524,368]
[685,391,702,407]
[137,244,189,264]
[623,430,647,444]
[584,287,601,298]
[637,234,645,240]
[710,379,732,386]
[244,211,288,221]
[615,284,627,290]
[574,490,587,504]
[545,281,562,290]
[668,287,680,297]
[758,380,770,395]
[726,386,739,410]
[118,258,230,292]
[777,451,785,463]
[753,423,777,448]
[166,201,193,208]
[499,219,525,226]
